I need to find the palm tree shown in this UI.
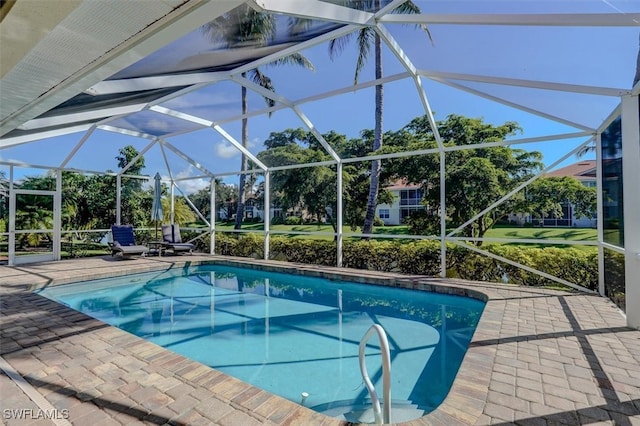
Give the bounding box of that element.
[202,6,314,230]
[0,170,7,197]
[634,32,640,89]
[329,0,429,235]
[160,197,196,226]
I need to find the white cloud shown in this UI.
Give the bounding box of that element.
[145,118,170,133]
[173,166,210,194]
[178,178,209,195]
[216,142,240,159]
[215,137,259,159]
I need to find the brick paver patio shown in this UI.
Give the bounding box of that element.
[1,255,639,425]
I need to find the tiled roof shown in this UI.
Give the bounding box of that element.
[546,160,596,179]
[386,178,422,190]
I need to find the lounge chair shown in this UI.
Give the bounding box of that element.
[161,224,195,255]
[110,225,149,258]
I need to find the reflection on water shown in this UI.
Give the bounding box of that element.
[39,265,484,415]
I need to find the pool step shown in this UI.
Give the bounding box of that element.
[318,400,426,424]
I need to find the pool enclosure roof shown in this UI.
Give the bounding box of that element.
[1,0,638,179]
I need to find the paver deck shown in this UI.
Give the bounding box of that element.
[1,255,639,425]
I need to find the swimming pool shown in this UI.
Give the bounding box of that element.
[38,264,484,422]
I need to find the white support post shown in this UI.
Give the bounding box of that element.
[116,175,122,225]
[264,171,270,260]
[440,150,446,278]
[54,170,62,261]
[8,165,15,267]
[596,133,605,296]
[621,94,640,329]
[337,162,343,267]
[170,182,175,225]
[210,178,216,255]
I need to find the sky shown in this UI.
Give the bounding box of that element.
[1,1,638,194]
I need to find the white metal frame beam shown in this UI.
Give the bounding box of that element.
[621,94,640,328]
[254,0,372,25]
[419,70,629,97]
[379,13,640,27]
[231,75,342,163]
[0,0,246,138]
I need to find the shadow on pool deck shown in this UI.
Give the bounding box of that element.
[1,255,639,425]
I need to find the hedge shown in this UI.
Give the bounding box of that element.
[206,233,598,291]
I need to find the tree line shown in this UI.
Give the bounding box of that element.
[1,112,596,249]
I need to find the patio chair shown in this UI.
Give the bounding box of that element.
[161,224,195,255]
[110,225,149,258]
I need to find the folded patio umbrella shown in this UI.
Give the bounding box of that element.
[152,172,163,241]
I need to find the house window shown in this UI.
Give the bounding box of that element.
[379,209,390,219]
[400,189,423,206]
[400,206,423,221]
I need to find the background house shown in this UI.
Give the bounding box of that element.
[376,180,425,225]
[380,161,598,228]
[510,160,597,227]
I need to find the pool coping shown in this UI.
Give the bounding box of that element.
[2,255,638,425]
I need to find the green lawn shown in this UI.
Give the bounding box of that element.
[211,222,598,248]
[0,225,600,262]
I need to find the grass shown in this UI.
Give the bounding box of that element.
[0,225,601,260]
[210,222,598,249]
[486,225,597,241]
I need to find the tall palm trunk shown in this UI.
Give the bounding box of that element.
[234,79,249,229]
[634,33,640,88]
[362,30,383,235]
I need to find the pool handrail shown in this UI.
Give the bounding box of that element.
[358,324,391,425]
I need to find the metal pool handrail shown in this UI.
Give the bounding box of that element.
[358,324,391,425]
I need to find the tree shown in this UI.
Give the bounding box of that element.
[202,6,314,230]
[257,128,393,230]
[160,197,196,226]
[115,145,147,225]
[524,177,596,223]
[84,173,117,230]
[190,180,239,222]
[634,32,640,88]
[385,114,547,243]
[329,0,428,236]
[0,170,7,197]
[258,129,337,222]
[0,170,7,233]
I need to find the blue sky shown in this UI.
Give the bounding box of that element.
[1,5,637,193]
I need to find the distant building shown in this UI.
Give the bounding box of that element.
[375,179,425,225]
[378,161,598,228]
[511,160,597,227]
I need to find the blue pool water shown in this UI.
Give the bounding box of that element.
[38,265,484,420]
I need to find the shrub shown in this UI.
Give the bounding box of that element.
[343,240,397,271]
[270,237,336,265]
[397,240,444,275]
[213,233,264,259]
[403,210,439,235]
[284,216,302,225]
[271,216,285,225]
[207,232,598,291]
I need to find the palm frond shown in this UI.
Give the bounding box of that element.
[329,32,356,60]
[201,4,276,47]
[354,28,374,84]
[391,1,433,45]
[272,53,315,72]
[248,68,277,109]
[288,17,314,37]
